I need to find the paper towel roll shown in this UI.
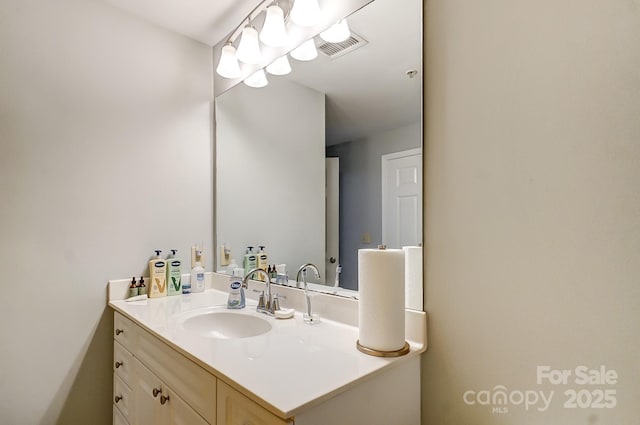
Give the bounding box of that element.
[358,248,406,352]
[403,246,423,310]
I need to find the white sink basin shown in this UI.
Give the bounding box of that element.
[181,311,272,339]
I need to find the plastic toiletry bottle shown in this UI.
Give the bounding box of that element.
[191,253,205,293]
[148,250,167,298]
[257,246,269,281]
[182,273,191,294]
[227,257,239,275]
[128,277,138,298]
[166,249,182,296]
[243,246,257,272]
[137,276,146,296]
[227,276,246,309]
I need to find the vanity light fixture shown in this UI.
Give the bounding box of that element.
[319,19,350,43]
[244,69,269,88]
[260,4,288,47]
[236,25,262,64]
[215,0,330,82]
[290,0,321,27]
[266,55,292,75]
[216,43,242,78]
[290,38,318,61]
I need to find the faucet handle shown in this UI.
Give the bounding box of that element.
[255,290,266,310]
[272,293,281,311]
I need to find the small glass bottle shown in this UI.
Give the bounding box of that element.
[137,276,147,296]
[128,277,138,298]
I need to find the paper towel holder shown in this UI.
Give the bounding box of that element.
[356,340,410,357]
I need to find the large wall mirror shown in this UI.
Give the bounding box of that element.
[215,0,423,308]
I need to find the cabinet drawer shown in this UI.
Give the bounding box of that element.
[114,312,137,352]
[113,374,133,423]
[113,404,129,425]
[114,340,134,384]
[136,326,216,424]
[217,381,291,425]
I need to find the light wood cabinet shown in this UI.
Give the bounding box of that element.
[112,311,291,425]
[217,381,290,425]
[113,315,136,424]
[133,358,208,425]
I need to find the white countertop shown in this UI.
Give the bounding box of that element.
[109,281,426,418]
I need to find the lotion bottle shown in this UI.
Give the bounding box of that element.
[191,247,205,293]
[148,250,167,298]
[166,249,182,296]
[257,245,269,281]
[243,246,257,272]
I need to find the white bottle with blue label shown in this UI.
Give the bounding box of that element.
[191,260,205,293]
[227,276,245,309]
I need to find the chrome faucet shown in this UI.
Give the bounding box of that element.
[296,263,320,324]
[243,268,276,316]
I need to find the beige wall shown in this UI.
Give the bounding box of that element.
[0,0,213,423]
[422,0,640,423]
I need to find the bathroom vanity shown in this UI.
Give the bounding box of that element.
[108,273,427,425]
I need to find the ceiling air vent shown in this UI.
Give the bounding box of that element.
[316,32,368,59]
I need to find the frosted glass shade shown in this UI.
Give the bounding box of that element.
[244,69,268,88]
[260,5,287,47]
[266,55,292,76]
[236,26,262,64]
[290,39,318,61]
[290,0,320,27]
[216,44,241,78]
[320,19,350,43]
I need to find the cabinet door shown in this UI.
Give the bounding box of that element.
[133,359,170,425]
[168,389,209,425]
[134,358,209,425]
[217,381,291,425]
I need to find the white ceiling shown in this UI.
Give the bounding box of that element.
[102,0,422,144]
[102,0,259,46]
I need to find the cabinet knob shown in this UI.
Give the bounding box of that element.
[114,361,123,368]
[152,388,162,398]
[115,329,124,335]
[114,395,122,403]
[160,394,170,405]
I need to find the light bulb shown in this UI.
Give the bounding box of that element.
[216,44,241,78]
[236,26,262,64]
[290,39,318,61]
[266,55,292,76]
[290,0,321,27]
[320,19,350,43]
[244,69,268,88]
[260,5,287,47]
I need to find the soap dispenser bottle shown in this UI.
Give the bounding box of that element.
[227,276,246,309]
[166,249,182,296]
[191,247,205,293]
[148,250,167,298]
[243,246,257,272]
